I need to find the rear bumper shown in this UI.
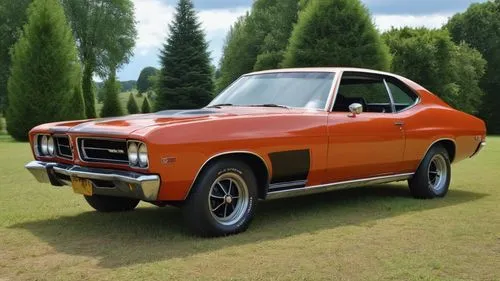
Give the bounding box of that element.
[470,141,487,158]
[25,161,161,201]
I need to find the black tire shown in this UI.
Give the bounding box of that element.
[409,144,451,199]
[84,195,140,212]
[182,159,258,237]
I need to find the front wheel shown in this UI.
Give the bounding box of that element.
[182,160,258,237]
[408,144,451,199]
[84,195,140,212]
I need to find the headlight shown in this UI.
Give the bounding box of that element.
[41,135,48,155]
[128,142,138,165]
[138,143,148,167]
[47,136,55,156]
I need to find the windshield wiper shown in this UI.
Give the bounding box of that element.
[247,104,290,109]
[206,103,234,108]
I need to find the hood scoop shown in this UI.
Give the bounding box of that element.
[156,109,221,117]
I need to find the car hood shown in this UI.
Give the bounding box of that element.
[45,107,317,136]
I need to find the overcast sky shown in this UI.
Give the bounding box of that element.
[116,0,485,81]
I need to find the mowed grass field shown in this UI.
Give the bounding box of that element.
[0,135,499,281]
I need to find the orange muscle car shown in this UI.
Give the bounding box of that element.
[26,68,486,236]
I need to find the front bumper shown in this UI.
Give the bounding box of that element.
[25,161,161,201]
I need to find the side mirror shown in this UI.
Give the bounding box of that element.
[348,103,363,117]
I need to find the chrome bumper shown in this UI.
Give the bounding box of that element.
[25,161,161,201]
[471,141,486,158]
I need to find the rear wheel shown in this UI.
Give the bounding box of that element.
[84,195,140,212]
[409,145,451,199]
[182,160,258,237]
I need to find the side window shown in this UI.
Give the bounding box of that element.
[333,75,392,113]
[386,80,419,112]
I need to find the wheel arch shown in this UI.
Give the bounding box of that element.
[421,138,456,165]
[186,151,271,200]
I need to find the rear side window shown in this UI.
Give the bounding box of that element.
[386,80,419,112]
[333,75,393,113]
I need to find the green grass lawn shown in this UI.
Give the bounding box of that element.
[0,138,499,281]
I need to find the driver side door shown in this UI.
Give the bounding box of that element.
[325,72,406,183]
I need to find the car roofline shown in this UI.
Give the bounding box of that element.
[245,67,427,92]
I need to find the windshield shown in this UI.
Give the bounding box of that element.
[209,72,335,110]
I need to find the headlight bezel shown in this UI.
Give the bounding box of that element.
[35,134,56,157]
[127,140,149,169]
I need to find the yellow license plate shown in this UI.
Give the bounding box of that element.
[71,177,93,196]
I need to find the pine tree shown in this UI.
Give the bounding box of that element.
[126,93,139,114]
[7,0,83,141]
[282,0,391,70]
[100,70,123,117]
[155,0,214,110]
[141,97,151,113]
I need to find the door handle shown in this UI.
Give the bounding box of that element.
[394,121,405,126]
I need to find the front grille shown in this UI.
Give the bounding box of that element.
[77,138,128,164]
[55,136,73,159]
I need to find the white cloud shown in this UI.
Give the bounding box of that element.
[134,0,175,55]
[133,0,247,57]
[373,14,452,32]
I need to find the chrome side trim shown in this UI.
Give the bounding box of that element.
[185,151,270,200]
[416,138,456,168]
[266,173,414,200]
[25,161,161,201]
[268,180,307,191]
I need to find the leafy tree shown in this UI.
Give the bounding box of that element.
[126,93,139,114]
[217,0,300,92]
[7,0,83,141]
[156,0,214,110]
[141,97,151,113]
[0,0,33,113]
[62,0,137,118]
[254,1,299,71]
[100,70,123,117]
[383,28,486,114]
[216,15,253,92]
[137,67,158,93]
[446,0,500,132]
[282,0,390,70]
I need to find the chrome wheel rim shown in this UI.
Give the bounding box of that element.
[428,154,448,192]
[208,172,249,226]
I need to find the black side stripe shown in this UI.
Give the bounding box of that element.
[268,149,310,184]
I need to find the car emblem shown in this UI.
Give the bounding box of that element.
[108,149,125,154]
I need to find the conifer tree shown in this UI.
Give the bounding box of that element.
[155,0,214,110]
[141,97,151,113]
[126,93,139,114]
[7,0,83,141]
[100,70,123,117]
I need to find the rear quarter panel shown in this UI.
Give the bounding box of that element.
[397,88,486,172]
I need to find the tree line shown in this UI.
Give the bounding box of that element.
[1,0,499,141]
[216,0,500,133]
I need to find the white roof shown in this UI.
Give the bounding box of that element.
[248,67,394,76]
